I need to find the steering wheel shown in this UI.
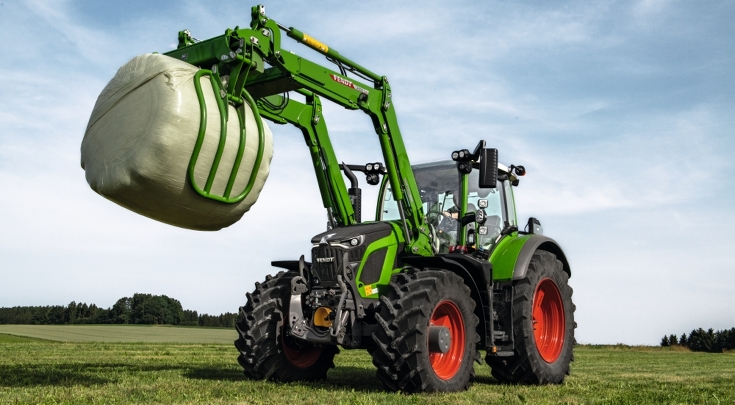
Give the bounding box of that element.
[437,212,458,234]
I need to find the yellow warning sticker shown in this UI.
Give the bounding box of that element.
[302,33,329,53]
[364,285,373,296]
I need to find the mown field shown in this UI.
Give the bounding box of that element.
[0,324,236,343]
[0,327,733,405]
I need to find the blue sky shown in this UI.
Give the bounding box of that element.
[1,0,733,345]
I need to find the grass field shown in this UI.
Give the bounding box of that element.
[0,324,236,344]
[0,328,733,404]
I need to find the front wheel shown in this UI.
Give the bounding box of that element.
[234,271,338,382]
[487,250,575,384]
[370,269,479,392]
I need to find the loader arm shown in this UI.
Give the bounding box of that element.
[164,5,432,255]
[256,92,355,227]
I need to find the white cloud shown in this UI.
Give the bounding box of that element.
[22,0,118,65]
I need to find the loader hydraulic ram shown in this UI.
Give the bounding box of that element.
[164,5,575,392]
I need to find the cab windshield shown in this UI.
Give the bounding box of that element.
[379,161,511,253]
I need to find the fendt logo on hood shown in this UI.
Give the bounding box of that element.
[316,257,335,263]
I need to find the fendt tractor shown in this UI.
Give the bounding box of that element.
[165,5,575,393]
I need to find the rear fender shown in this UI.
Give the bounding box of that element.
[512,235,571,280]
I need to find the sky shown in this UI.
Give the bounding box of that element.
[1,0,733,345]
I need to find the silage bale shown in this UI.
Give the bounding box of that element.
[81,53,273,231]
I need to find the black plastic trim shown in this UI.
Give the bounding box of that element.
[271,260,311,272]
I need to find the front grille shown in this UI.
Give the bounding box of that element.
[311,247,342,285]
[311,245,366,286]
[309,223,391,287]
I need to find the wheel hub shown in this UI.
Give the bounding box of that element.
[428,325,451,354]
[428,300,465,380]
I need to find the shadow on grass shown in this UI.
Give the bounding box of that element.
[472,375,503,385]
[323,365,385,392]
[0,364,114,387]
[183,367,244,381]
[1,362,385,392]
[0,333,58,343]
[184,365,385,392]
[0,362,210,387]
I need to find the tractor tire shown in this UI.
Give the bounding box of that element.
[486,250,575,384]
[234,270,338,382]
[370,269,479,393]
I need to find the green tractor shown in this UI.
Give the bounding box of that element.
[165,5,575,393]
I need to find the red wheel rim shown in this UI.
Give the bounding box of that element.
[281,330,322,368]
[533,278,565,363]
[429,300,465,380]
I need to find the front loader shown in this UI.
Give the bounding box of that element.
[164,5,575,392]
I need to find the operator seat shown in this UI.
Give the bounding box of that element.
[485,215,502,239]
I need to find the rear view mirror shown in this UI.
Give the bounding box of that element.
[479,148,498,188]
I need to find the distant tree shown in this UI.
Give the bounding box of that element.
[685,328,719,352]
[110,297,133,324]
[0,295,237,328]
[198,312,237,328]
[66,301,77,324]
[220,312,237,328]
[89,306,111,324]
[132,294,154,324]
[181,310,198,326]
[718,328,735,351]
[30,307,49,324]
[48,306,65,325]
[83,304,101,324]
[662,328,735,352]
[130,294,183,325]
[15,308,33,324]
[661,335,670,347]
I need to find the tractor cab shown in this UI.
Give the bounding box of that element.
[378,160,519,254]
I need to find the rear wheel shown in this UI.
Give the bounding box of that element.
[487,250,575,384]
[234,271,338,381]
[370,269,479,392]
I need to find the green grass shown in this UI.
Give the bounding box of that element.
[0,331,733,404]
[0,333,51,343]
[0,324,236,343]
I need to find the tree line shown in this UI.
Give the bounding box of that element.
[0,294,237,328]
[661,327,735,353]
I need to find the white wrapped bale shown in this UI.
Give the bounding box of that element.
[81,53,273,231]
